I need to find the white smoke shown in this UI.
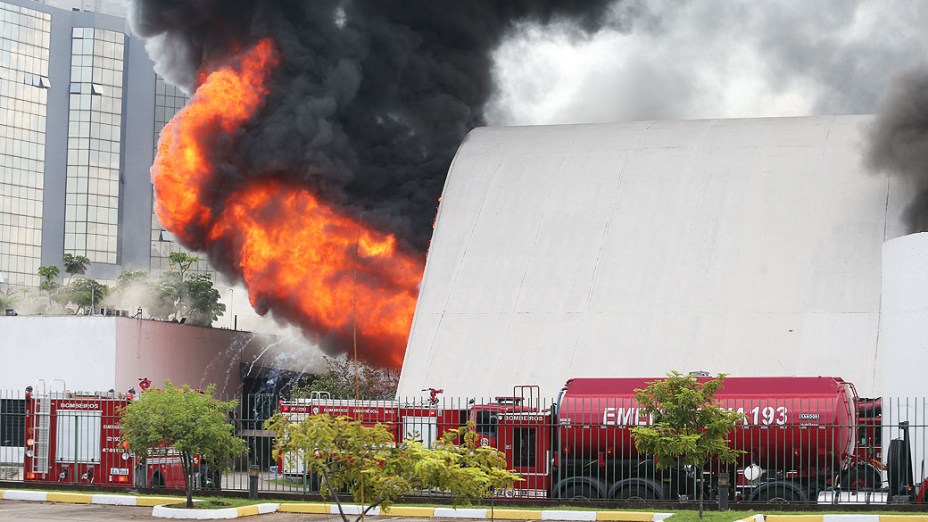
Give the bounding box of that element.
[489,1,928,125]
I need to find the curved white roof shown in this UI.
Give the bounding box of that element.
[399,115,909,399]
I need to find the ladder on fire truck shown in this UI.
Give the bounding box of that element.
[29,379,65,475]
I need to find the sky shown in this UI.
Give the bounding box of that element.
[487,1,928,125]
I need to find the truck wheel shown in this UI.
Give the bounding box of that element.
[840,465,882,491]
[614,484,656,501]
[150,472,164,488]
[758,487,801,503]
[562,484,597,500]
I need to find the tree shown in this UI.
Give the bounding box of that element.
[37,265,61,308]
[264,414,519,522]
[62,253,90,284]
[291,356,399,400]
[119,381,247,508]
[631,372,744,518]
[168,251,197,280]
[184,273,225,326]
[60,278,109,313]
[152,252,225,326]
[116,269,150,287]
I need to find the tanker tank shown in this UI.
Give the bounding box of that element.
[556,376,857,475]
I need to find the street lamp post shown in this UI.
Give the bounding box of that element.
[228,288,234,329]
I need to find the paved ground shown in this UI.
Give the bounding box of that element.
[0,500,481,521]
[0,500,159,520]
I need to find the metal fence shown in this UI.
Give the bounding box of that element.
[4,390,928,507]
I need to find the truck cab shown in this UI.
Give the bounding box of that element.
[467,386,553,498]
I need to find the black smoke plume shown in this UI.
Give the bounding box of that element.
[867,68,928,232]
[130,0,615,254]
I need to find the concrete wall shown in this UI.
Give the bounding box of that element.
[118,20,157,273]
[400,115,908,399]
[114,318,247,395]
[0,314,322,399]
[0,316,117,392]
[0,316,295,396]
[879,232,928,467]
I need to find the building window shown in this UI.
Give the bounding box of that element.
[64,27,125,264]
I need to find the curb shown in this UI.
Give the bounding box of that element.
[0,489,177,506]
[276,503,672,521]
[735,514,928,522]
[0,489,672,520]
[152,502,280,519]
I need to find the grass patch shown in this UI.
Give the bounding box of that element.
[664,511,756,522]
[162,496,268,509]
[165,500,232,510]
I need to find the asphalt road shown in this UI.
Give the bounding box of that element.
[0,500,485,521]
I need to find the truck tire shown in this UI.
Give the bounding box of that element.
[756,486,803,504]
[887,439,914,497]
[150,472,164,488]
[562,483,598,500]
[614,484,659,501]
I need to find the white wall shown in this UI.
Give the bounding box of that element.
[0,316,117,392]
[0,316,304,396]
[400,115,906,399]
[879,233,928,469]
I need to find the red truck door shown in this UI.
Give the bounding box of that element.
[496,412,551,499]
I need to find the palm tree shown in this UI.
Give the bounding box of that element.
[37,265,61,308]
[63,253,91,284]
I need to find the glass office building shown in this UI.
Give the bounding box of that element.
[0,0,214,293]
[0,2,50,289]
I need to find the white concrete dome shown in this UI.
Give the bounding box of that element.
[399,115,914,399]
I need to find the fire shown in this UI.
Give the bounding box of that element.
[210,180,422,368]
[152,38,279,246]
[151,38,424,369]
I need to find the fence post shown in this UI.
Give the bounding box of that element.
[248,464,259,499]
[73,414,78,484]
[717,472,729,510]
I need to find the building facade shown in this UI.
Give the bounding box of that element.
[398,116,911,399]
[0,0,208,295]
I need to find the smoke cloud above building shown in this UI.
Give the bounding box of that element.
[867,69,928,232]
[128,0,616,366]
[129,0,615,252]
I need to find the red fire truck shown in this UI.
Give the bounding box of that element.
[276,391,466,478]
[474,376,927,504]
[22,380,212,490]
[273,378,913,503]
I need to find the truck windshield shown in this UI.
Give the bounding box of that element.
[476,411,498,437]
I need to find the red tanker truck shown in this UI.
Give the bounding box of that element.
[475,376,927,504]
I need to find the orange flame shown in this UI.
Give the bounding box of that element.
[151,38,423,369]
